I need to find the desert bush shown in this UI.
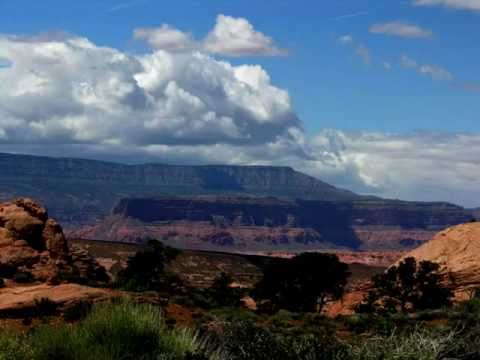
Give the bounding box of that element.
[439,325,480,359]
[30,301,214,360]
[63,300,93,322]
[350,328,454,360]
[115,239,182,292]
[0,331,33,360]
[358,257,452,314]
[0,278,4,288]
[13,271,34,284]
[218,320,350,360]
[0,263,16,278]
[208,272,242,308]
[253,253,349,313]
[33,297,58,317]
[343,313,398,336]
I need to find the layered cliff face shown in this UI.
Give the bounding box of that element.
[1,152,475,251]
[70,197,472,251]
[0,153,361,226]
[396,222,480,299]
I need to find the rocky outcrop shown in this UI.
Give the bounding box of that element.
[0,198,107,284]
[0,284,117,314]
[397,222,480,298]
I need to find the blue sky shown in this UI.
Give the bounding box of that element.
[0,0,479,205]
[1,0,479,134]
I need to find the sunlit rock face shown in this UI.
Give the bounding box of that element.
[0,198,106,284]
[398,222,480,298]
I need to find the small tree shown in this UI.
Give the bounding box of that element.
[115,239,181,291]
[253,253,350,313]
[358,257,453,313]
[208,272,242,307]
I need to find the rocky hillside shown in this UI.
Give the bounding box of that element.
[397,222,480,298]
[70,196,472,251]
[0,152,361,226]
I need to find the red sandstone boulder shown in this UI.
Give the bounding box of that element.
[0,198,107,284]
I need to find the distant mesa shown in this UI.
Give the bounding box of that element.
[0,152,476,252]
[69,196,473,251]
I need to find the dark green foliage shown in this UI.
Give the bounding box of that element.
[115,239,181,292]
[253,253,349,313]
[33,298,58,317]
[358,257,452,313]
[207,272,242,308]
[63,301,93,322]
[28,301,211,360]
[0,278,4,288]
[13,271,34,284]
[219,320,350,360]
[0,263,16,278]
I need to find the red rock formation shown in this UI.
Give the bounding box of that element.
[0,198,106,284]
[396,222,480,299]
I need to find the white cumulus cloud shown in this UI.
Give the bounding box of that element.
[0,31,478,207]
[133,14,287,57]
[0,34,300,148]
[133,25,195,51]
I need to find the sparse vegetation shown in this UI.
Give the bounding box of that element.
[115,239,182,292]
[358,257,453,314]
[253,253,349,313]
[0,301,214,360]
[13,271,34,284]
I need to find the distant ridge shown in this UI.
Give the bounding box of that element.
[0,152,361,224]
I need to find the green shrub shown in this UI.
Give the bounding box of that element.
[0,331,33,360]
[359,257,452,314]
[115,240,181,292]
[0,278,5,288]
[350,328,454,360]
[0,263,16,278]
[33,297,58,317]
[218,320,350,360]
[439,325,480,359]
[63,300,93,322]
[30,301,214,360]
[207,273,242,308]
[253,253,349,313]
[13,271,34,284]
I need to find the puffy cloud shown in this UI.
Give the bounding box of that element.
[400,54,453,81]
[133,25,195,51]
[204,15,287,56]
[133,15,287,57]
[0,33,478,207]
[306,130,480,207]
[0,34,300,148]
[413,0,480,11]
[370,21,433,39]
